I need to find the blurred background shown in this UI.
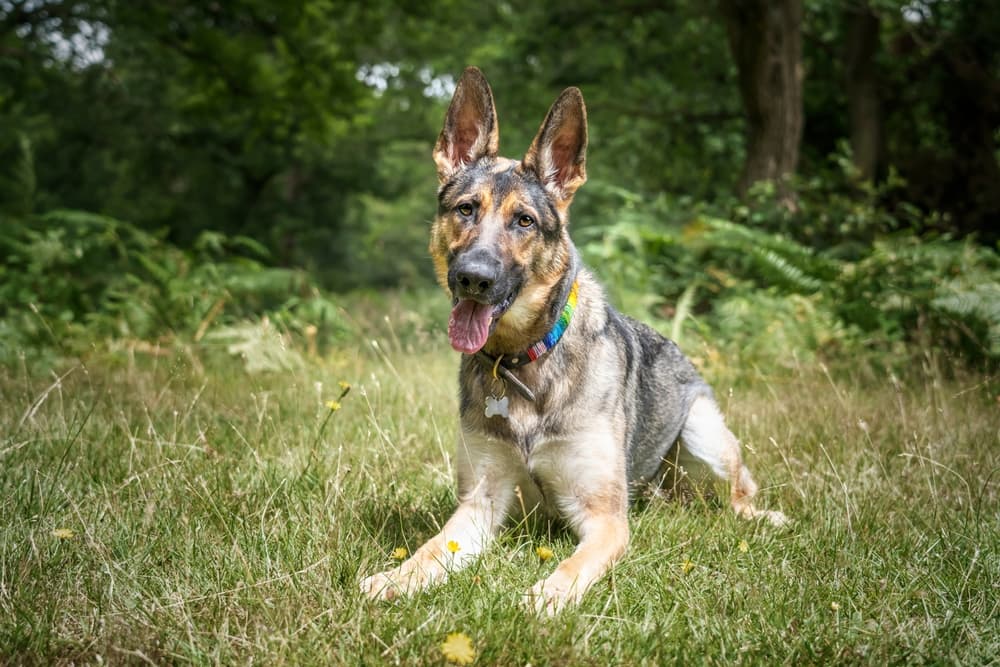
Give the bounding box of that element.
[1,0,997,369]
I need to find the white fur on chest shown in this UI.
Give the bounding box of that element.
[458,416,626,528]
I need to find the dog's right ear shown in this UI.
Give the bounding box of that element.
[433,67,500,182]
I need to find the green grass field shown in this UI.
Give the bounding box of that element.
[2,317,998,665]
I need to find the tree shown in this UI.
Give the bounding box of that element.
[719,0,804,200]
[844,1,883,182]
[0,0,393,272]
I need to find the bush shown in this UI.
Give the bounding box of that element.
[579,177,1000,368]
[0,210,346,366]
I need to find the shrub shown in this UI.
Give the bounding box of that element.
[579,178,999,368]
[0,209,345,366]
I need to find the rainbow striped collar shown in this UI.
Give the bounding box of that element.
[472,278,579,402]
[501,279,579,369]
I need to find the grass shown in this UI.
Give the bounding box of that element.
[1,318,998,665]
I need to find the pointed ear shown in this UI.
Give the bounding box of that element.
[433,67,500,182]
[522,87,588,203]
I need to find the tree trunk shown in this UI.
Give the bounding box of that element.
[844,3,883,182]
[719,0,804,201]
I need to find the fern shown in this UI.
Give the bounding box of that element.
[932,281,1000,357]
[582,184,1000,364]
[204,319,305,373]
[692,216,841,294]
[2,206,346,364]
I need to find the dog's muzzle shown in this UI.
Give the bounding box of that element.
[447,250,519,354]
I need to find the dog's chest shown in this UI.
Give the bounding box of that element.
[458,356,581,453]
[468,392,561,455]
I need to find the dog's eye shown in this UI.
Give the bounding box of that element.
[517,215,535,228]
[457,203,474,217]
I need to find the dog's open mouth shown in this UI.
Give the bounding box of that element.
[448,295,514,354]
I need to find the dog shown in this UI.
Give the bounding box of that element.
[361,67,787,614]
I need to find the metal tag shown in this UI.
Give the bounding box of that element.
[484,395,509,419]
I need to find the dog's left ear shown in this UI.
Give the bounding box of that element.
[522,87,588,204]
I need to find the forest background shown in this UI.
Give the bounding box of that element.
[1,0,998,367]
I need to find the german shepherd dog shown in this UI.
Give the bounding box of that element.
[361,67,787,614]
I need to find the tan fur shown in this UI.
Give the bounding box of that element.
[527,515,628,613]
[428,174,571,354]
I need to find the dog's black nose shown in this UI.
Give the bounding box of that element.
[451,251,502,298]
[456,266,496,295]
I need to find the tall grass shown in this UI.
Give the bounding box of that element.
[1,327,997,665]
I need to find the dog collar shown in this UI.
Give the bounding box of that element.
[503,279,579,368]
[474,276,580,403]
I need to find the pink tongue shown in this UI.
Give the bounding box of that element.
[448,300,494,354]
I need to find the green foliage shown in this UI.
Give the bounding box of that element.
[0,210,345,365]
[0,131,35,216]
[933,282,1000,358]
[690,216,841,294]
[714,290,858,363]
[205,319,306,374]
[2,0,999,366]
[2,0,385,274]
[732,148,936,251]
[841,236,1000,357]
[582,179,1000,367]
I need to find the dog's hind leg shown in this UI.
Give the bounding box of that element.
[679,395,788,526]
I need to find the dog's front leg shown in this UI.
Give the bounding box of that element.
[524,432,631,615]
[361,434,518,601]
[360,498,502,601]
[526,511,629,615]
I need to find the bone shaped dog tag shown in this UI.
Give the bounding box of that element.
[484,395,509,419]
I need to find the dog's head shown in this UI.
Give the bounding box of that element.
[429,67,587,355]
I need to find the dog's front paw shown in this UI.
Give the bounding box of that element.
[361,564,442,601]
[360,570,404,601]
[523,572,582,616]
[765,509,791,527]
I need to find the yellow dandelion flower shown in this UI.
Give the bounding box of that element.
[447,540,460,553]
[325,400,341,412]
[391,547,408,560]
[52,528,75,539]
[681,559,694,574]
[338,381,351,391]
[738,539,749,553]
[441,632,476,665]
[535,546,554,562]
